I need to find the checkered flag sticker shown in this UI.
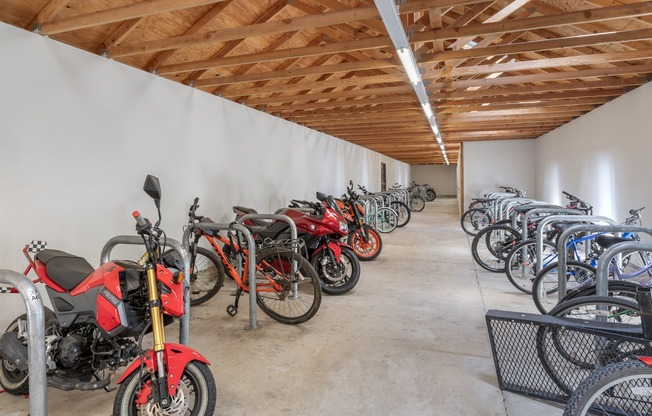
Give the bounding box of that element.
[27,240,47,253]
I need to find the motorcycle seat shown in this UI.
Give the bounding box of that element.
[35,249,94,290]
[234,206,273,227]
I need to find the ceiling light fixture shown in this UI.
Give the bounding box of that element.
[375,0,447,164]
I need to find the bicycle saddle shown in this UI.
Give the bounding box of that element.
[595,235,632,249]
[35,249,94,290]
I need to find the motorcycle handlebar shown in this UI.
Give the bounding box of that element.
[132,211,152,234]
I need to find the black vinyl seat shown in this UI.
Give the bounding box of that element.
[35,249,94,290]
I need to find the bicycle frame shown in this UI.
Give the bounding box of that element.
[193,230,292,296]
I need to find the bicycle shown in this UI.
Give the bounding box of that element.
[174,197,322,325]
[358,185,411,228]
[532,208,648,312]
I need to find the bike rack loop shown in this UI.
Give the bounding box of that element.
[0,269,47,416]
[595,240,652,296]
[535,215,616,279]
[561,225,652,299]
[237,213,298,247]
[183,222,259,331]
[495,197,531,221]
[100,236,191,344]
[522,208,586,241]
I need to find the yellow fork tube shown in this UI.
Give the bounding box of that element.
[146,265,166,352]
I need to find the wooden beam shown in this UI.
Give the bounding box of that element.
[430,48,652,79]
[423,27,652,65]
[147,1,234,72]
[422,1,652,43]
[28,0,70,31]
[439,98,607,112]
[40,0,228,35]
[436,90,622,106]
[108,0,481,57]
[99,18,146,53]
[244,93,418,107]
[426,62,652,90]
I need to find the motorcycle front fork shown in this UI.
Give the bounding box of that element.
[146,265,171,408]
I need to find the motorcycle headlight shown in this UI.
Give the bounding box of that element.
[339,221,348,233]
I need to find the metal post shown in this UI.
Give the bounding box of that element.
[100,236,191,344]
[523,208,584,241]
[0,270,46,416]
[594,238,652,297]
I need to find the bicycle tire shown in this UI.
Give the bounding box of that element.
[164,247,225,306]
[375,207,398,233]
[504,238,558,294]
[471,225,521,273]
[390,201,411,228]
[460,208,492,236]
[563,359,652,416]
[425,189,436,201]
[409,195,426,212]
[255,247,322,324]
[537,296,642,395]
[532,260,597,314]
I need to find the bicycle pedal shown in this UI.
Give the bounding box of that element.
[226,305,238,317]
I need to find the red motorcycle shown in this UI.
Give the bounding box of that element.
[0,176,216,416]
[233,192,361,295]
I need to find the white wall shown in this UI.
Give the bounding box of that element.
[462,139,537,209]
[0,23,409,327]
[411,165,457,196]
[535,82,652,221]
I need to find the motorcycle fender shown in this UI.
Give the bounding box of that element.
[638,356,652,366]
[313,241,351,263]
[117,343,211,398]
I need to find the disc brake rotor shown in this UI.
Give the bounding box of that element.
[140,380,191,416]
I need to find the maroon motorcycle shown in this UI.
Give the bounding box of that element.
[233,192,361,295]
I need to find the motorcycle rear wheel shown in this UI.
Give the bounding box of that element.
[0,308,57,395]
[113,360,216,416]
[347,225,382,261]
[311,247,360,295]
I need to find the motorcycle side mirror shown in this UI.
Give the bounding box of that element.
[143,175,162,208]
[316,191,327,202]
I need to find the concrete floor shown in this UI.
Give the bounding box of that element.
[1,197,564,415]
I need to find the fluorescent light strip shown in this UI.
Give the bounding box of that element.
[396,48,421,85]
[375,0,446,163]
[422,102,434,119]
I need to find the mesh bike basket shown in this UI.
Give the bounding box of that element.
[485,309,650,405]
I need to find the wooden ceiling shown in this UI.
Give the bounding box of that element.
[3,0,652,165]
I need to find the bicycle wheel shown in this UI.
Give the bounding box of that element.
[471,225,521,273]
[564,359,652,416]
[347,225,382,261]
[164,247,225,306]
[537,296,642,396]
[255,247,322,324]
[532,260,596,314]
[409,195,425,212]
[504,238,558,294]
[390,201,411,228]
[375,207,398,233]
[460,208,492,236]
[425,189,436,201]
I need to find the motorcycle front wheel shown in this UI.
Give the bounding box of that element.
[311,246,361,295]
[347,225,383,261]
[113,360,216,416]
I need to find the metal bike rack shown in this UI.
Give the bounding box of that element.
[183,222,259,331]
[0,269,47,416]
[559,225,652,298]
[100,236,191,344]
[237,213,298,249]
[534,216,616,286]
[522,208,585,241]
[595,240,652,296]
